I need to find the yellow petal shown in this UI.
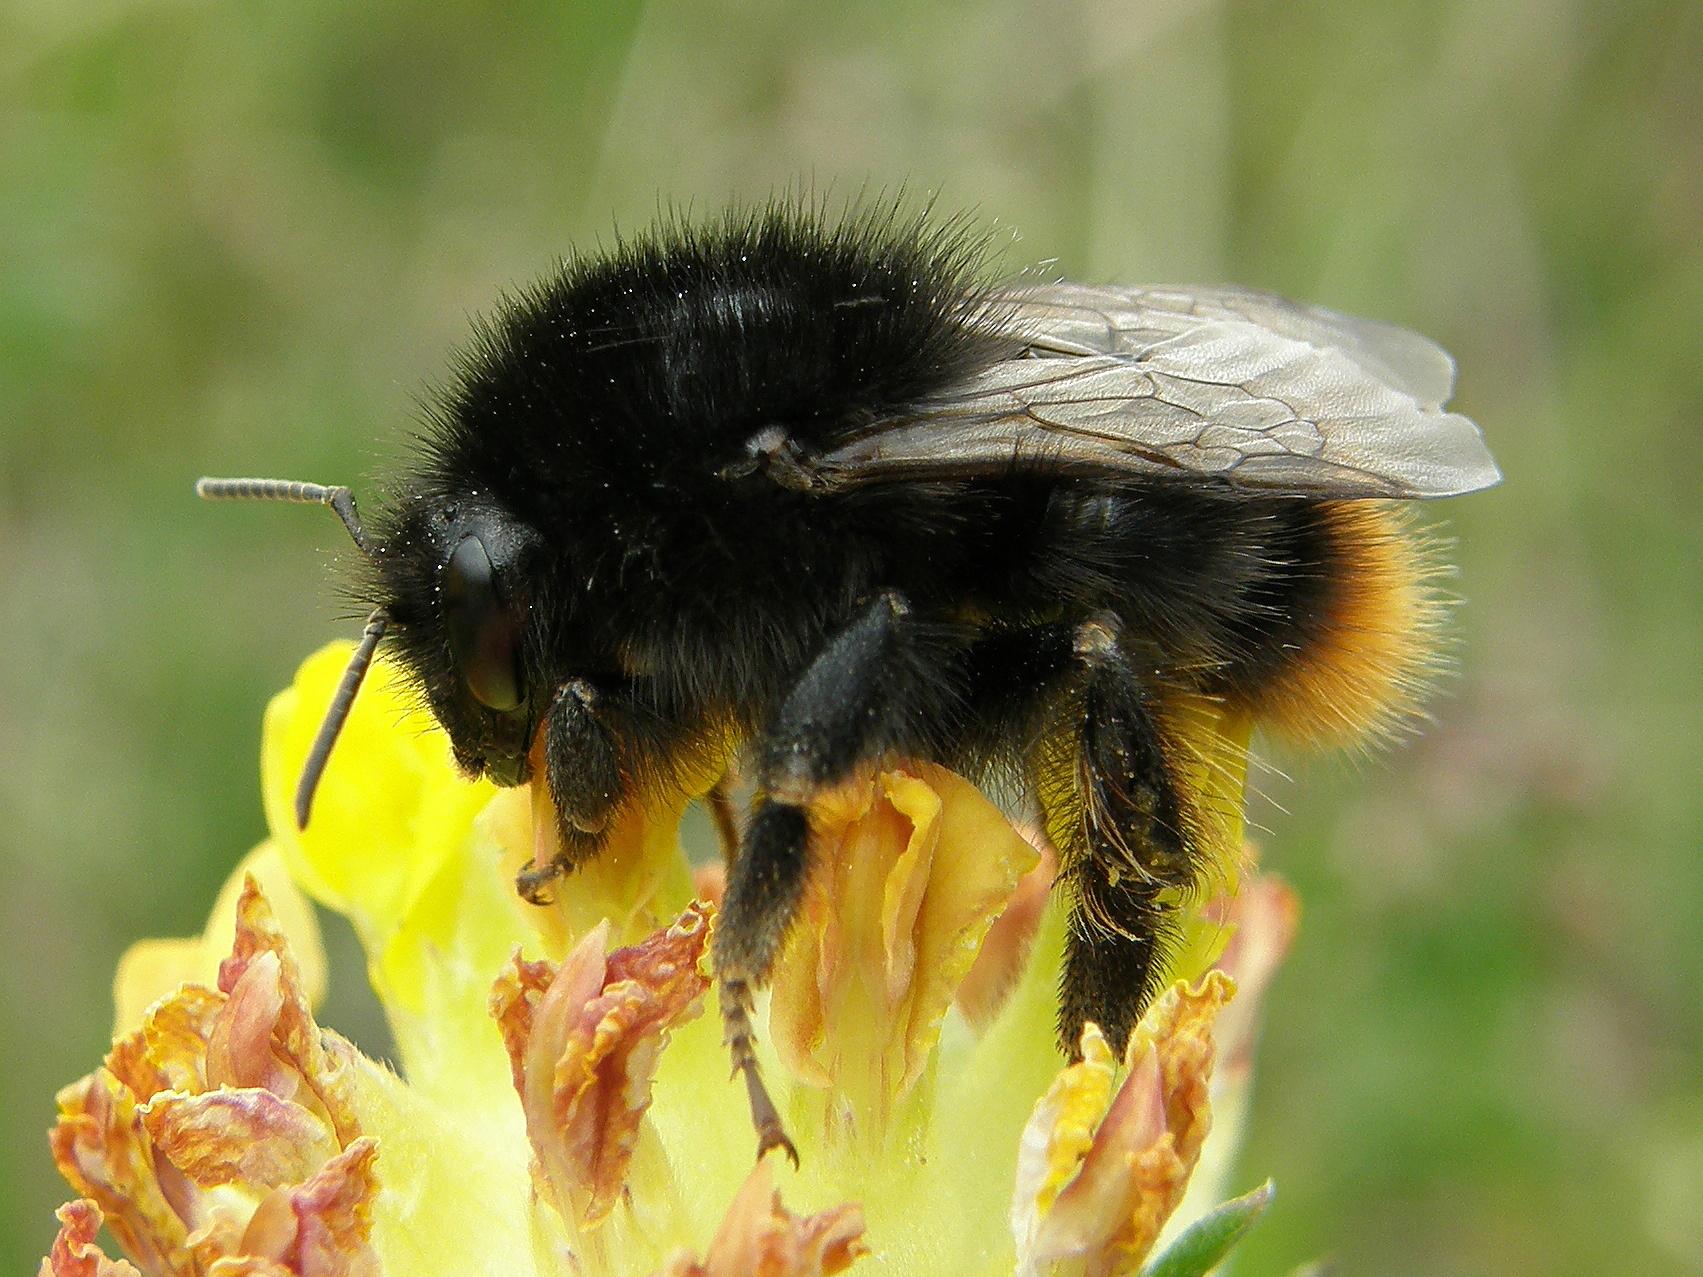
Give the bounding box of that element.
[261,645,542,1115]
[769,766,1038,1137]
[263,645,714,1119]
[1011,1023,1120,1248]
[1035,1041,1186,1270]
[262,645,486,921]
[261,645,494,1012]
[327,1056,534,1276]
[484,779,700,954]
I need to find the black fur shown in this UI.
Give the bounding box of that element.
[343,201,1382,1147]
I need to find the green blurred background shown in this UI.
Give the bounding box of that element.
[3,0,1699,1271]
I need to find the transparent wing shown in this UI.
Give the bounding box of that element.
[815,282,1500,499]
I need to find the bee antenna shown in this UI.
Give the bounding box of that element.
[195,478,390,826]
[295,608,389,829]
[195,477,374,556]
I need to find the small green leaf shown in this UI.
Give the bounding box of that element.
[1138,1180,1276,1277]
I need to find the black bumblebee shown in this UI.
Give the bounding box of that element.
[200,201,1498,1161]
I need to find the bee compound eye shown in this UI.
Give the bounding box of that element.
[443,534,525,712]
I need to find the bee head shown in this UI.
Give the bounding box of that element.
[195,477,546,830]
[372,489,545,791]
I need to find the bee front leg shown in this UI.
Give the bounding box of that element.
[519,678,627,904]
[716,590,942,1163]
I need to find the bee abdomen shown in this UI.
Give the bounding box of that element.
[1222,500,1448,747]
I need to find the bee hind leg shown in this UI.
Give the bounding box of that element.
[1056,617,1200,1059]
[716,590,950,1162]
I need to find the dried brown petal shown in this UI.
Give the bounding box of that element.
[216,882,362,1144]
[38,1200,143,1277]
[49,882,376,1277]
[143,1090,340,1191]
[52,1070,192,1277]
[651,1160,867,1277]
[1013,974,1234,1275]
[493,903,711,1228]
[1208,876,1299,1079]
[280,1139,381,1277]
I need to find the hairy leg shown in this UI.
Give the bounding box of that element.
[950,610,1201,1057]
[1055,616,1200,1058]
[705,775,742,863]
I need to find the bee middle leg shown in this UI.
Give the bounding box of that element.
[1054,615,1200,1059]
[716,589,950,1161]
[705,775,742,863]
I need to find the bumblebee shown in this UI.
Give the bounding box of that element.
[199,202,1498,1160]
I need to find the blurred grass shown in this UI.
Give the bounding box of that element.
[2,0,1699,1272]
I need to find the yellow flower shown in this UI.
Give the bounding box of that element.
[46,643,1295,1277]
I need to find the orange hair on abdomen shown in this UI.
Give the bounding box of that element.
[1248,500,1450,749]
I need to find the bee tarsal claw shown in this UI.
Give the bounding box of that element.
[515,860,564,906]
[743,1067,799,1168]
[758,1124,801,1169]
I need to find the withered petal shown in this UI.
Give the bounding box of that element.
[106,986,225,1101]
[142,1090,340,1191]
[208,953,295,1098]
[496,903,711,1229]
[38,1200,144,1277]
[204,1260,297,1277]
[1013,976,1235,1275]
[51,882,374,1277]
[489,950,557,1095]
[1209,877,1299,1077]
[51,1070,192,1277]
[651,1160,868,1277]
[282,1139,381,1277]
[217,881,364,1144]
